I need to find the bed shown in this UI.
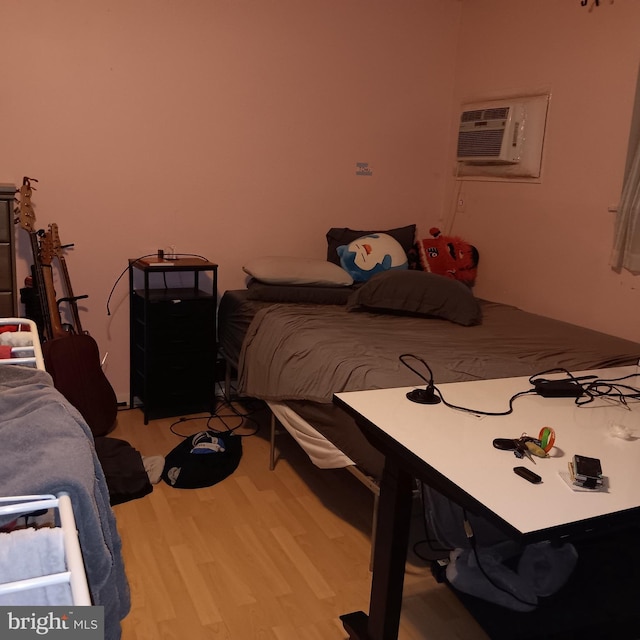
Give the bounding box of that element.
[218,271,640,485]
[0,319,129,640]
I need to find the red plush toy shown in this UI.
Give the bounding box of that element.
[417,227,479,286]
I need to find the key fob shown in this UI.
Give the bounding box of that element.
[513,466,542,484]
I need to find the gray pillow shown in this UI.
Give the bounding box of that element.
[347,270,482,326]
[243,256,353,286]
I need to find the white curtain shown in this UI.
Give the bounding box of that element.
[611,139,640,274]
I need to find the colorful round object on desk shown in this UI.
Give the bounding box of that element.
[538,426,556,453]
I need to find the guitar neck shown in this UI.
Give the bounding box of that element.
[27,231,55,341]
[56,252,83,334]
[49,223,85,335]
[40,267,68,340]
[34,235,67,340]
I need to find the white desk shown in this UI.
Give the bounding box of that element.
[334,366,640,640]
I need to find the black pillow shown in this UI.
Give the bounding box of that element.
[347,270,482,326]
[326,224,416,265]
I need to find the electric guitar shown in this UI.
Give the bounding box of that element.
[15,177,57,341]
[37,227,71,339]
[16,178,117,436]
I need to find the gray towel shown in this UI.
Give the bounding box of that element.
[0,528,72,606]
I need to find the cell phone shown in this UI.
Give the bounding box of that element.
[571,454,603,489]
[513,466,542,484]
[573,455,602,479]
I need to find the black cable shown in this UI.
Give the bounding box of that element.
[105,254,155,315]
[168,411,260,439]
[413,481,453,562]
[400,358,640,417]
[576,372,640,407]
[213,396,262,436]
[399,353,437,386]
[399,353,536,416]
[462,510,542,609]
[528,367,640,408]
[438,388,536,417]
[168,385,262,438]
[528,366,588,385]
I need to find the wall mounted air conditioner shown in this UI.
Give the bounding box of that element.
[457,102,526,164]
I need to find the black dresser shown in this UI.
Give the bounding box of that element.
[128,257,218,423]
[0,184,18,317]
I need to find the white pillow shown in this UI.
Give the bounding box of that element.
[243,256,353,286]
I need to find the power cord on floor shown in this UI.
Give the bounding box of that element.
[168,382,264,439]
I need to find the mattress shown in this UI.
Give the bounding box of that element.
[218,291,368,471]
[218,289,270,370]
[219,289,640,480]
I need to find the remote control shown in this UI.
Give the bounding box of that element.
[513,466,542,484]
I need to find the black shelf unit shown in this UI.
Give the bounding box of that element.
[128,257,218,424]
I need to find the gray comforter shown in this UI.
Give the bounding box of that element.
[237,300,639,403]
[0,366,130,640]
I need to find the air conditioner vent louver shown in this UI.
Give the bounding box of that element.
[481,107,509,120]
[456,101,525,164]
[460,110,484,123]
[457,130,504,158]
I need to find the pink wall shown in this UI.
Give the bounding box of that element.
[2,1,639,401]
[1,0,461,398]
[448,0,640,344]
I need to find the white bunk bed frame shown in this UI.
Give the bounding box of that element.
[0,317,45,370]
[0,317,91,606]
[0,495,91,605]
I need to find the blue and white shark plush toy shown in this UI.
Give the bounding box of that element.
[337,232,408,282]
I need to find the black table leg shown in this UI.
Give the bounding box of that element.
[340,611,370,639]
[341,457,414,640]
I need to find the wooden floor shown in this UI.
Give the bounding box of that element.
[110,400,490,640]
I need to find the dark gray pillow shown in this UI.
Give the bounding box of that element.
[246,280,355,305]
[326,224,416,265]
[347,270,482,326]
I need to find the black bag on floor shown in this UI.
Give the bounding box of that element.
[162,430,242,489]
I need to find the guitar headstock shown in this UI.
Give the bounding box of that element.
[15,176,38,233]
[49,222,63,257]
[39,228,55,266]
